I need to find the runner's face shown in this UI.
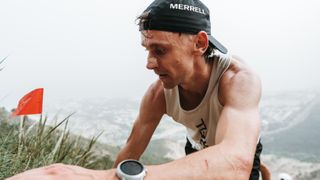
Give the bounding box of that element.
[141,30,195,89]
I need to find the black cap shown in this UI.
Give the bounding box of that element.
[139,0,228,54]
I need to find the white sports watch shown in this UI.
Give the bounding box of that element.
[116,159,146,180]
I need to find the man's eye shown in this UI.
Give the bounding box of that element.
[154,48,166,56]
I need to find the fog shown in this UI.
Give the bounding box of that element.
[1,0,320,109]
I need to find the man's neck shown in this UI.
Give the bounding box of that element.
[178,60,214,110]
[180,60,213,95]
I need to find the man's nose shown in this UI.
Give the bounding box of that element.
[146,56,158,70]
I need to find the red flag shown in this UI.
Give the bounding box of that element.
[13,88,44,116]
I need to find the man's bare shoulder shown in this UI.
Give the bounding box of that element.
[142,79,166,114]
[219,56,261,107]
[145,79,165,101]
[226,55,257,75]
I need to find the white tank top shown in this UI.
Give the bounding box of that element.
[164,55,231,150]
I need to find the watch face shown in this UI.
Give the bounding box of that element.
[120,160,144,175]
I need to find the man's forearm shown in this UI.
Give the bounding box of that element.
[145,142,253,179]
[113,144,143,168]
[113,148,131,168]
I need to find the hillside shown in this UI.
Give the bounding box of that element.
[263,95,320,162]
[263,154,320,180]
[0,108,172,178]
[2,90,320,179]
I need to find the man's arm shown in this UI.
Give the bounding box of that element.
[145,58,261,179]
[260,162,271,180]
[113,80,166,167]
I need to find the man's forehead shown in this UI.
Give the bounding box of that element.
[140,30,179,47]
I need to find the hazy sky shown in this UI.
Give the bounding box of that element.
[1,0,320,109]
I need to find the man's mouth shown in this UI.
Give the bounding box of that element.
[158,73,168,79]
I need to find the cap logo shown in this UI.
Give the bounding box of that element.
[169,3,205,15]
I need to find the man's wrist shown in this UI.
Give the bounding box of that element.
[116,159,146,180]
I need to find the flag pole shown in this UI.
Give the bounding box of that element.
[17,115,24,157]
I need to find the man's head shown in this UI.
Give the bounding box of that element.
[138,0,228,89]
[137,0,228,55]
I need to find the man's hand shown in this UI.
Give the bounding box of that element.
[7,163,119,180]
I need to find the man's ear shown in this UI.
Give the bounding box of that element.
[194,31,209,55]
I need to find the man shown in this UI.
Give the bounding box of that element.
[113,0,262,179]
[9,0,264,179]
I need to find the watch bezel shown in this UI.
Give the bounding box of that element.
[116,159,146,180]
